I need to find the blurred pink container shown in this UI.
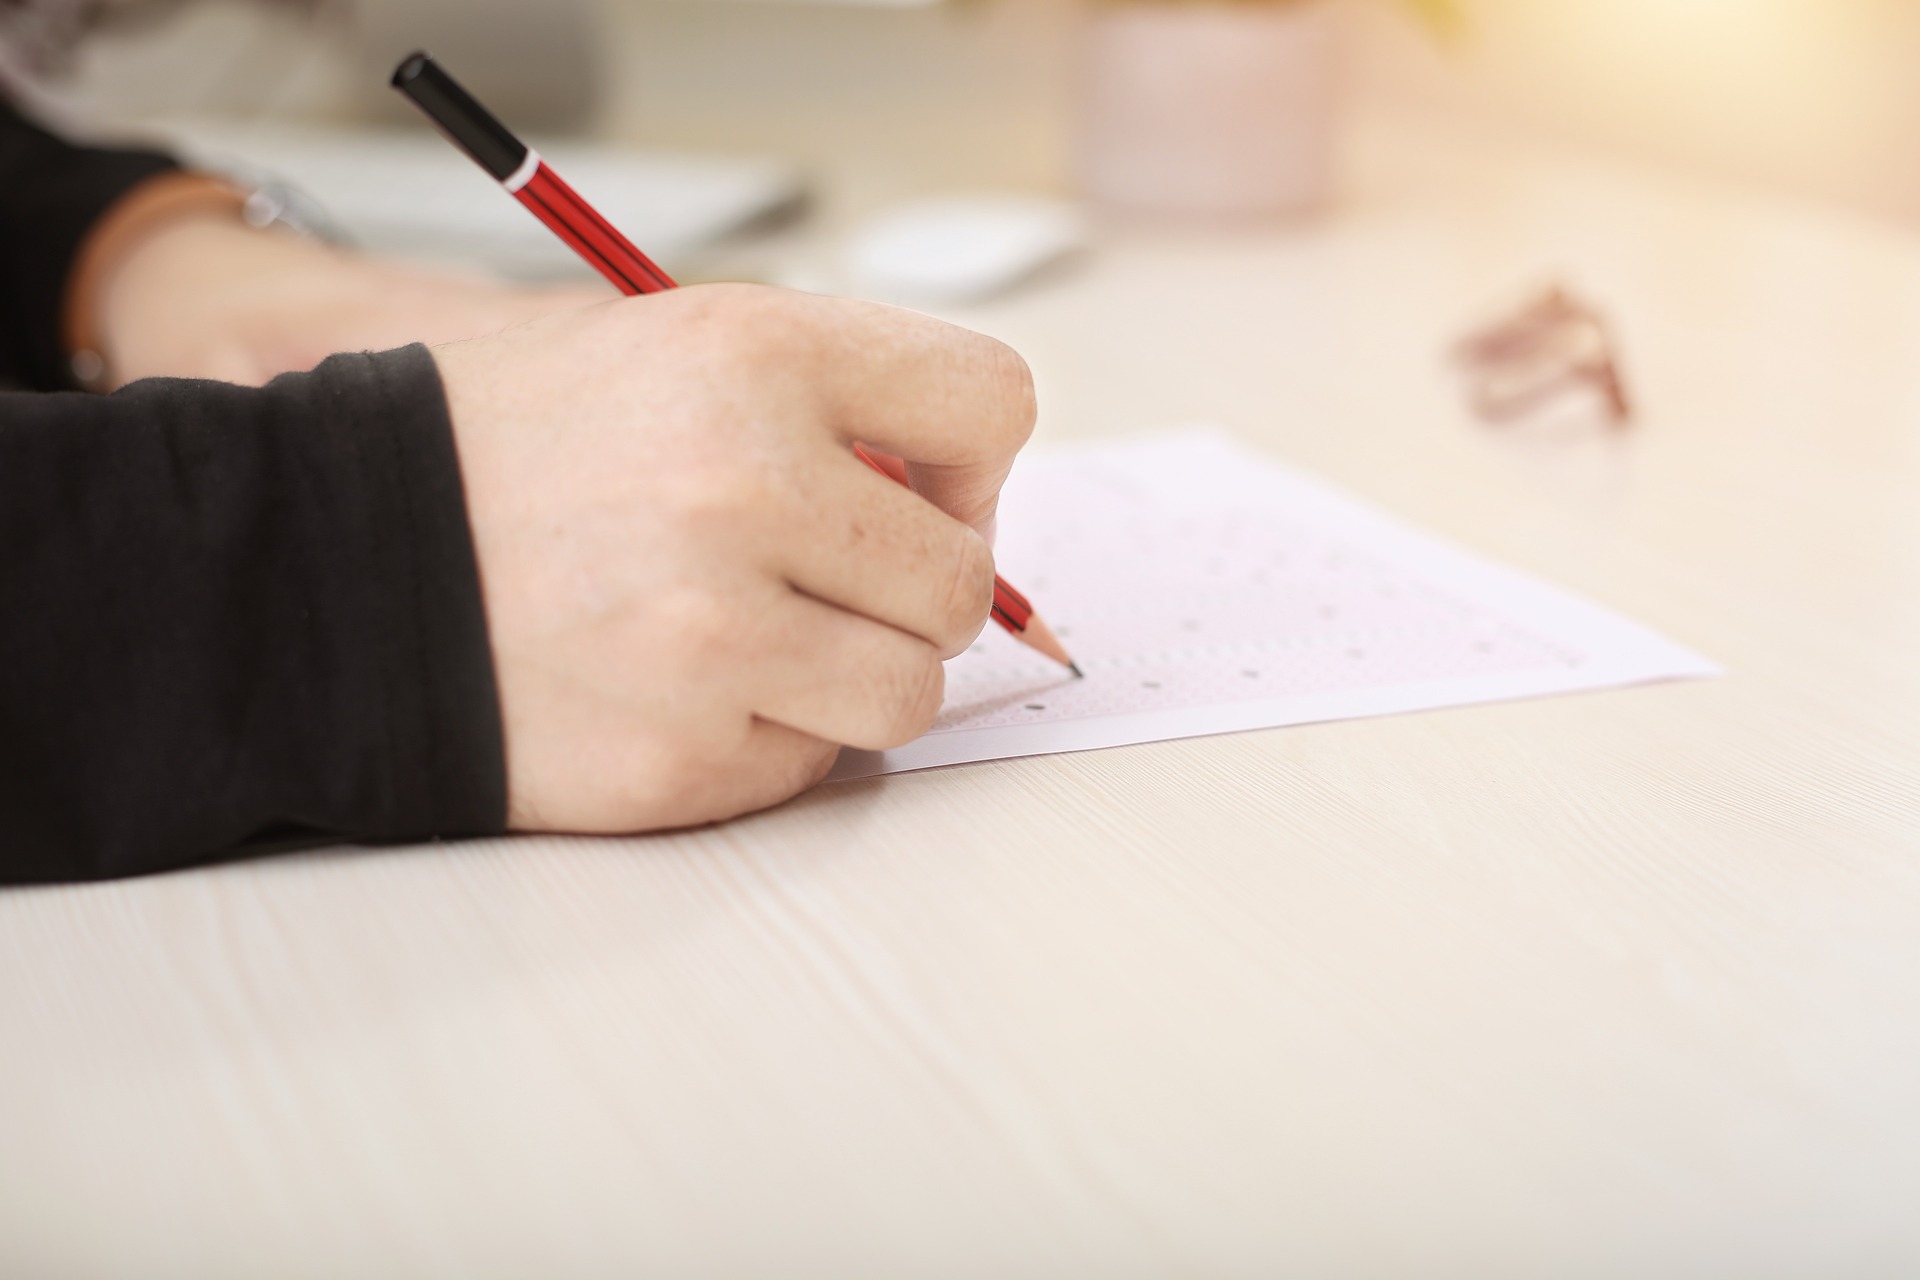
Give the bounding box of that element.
[1076,0,1342,220]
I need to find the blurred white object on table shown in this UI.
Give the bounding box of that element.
[842,195,1085,305]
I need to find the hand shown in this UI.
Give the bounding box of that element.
[93,211,608,388]
[433,284,1037,833]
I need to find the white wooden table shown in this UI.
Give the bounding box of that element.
[5,114,1918,1278]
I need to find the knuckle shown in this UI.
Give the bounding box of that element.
[973,336,1038,449]
[656,722,758,815]
[664,283,803,367]
[936,530,997,651]
[651,586,737,664]
[672,280,781,324]
[804,739,842,787]
[879,650,946,748]
[781,736,843,796]
[668,464,783,538]
[599,737,710,829]
[674,726,835,824]
[642,748,709,814]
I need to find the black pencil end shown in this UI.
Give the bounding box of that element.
[1069,663,1086,680]
[388,51,530,184]
[391,51,432,90]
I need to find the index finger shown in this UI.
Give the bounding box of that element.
[795,295,1038,531]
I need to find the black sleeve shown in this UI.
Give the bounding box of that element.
[0,344,509,882]
[0,96,180,391]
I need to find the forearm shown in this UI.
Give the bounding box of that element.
[0,346,506,882]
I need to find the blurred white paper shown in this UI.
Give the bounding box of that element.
[830,430,1718,781]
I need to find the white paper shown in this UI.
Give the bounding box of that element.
[829,430,1719,781]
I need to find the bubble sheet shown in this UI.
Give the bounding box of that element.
[830,430,1718,781]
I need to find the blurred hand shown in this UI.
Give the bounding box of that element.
[433,285,1036,833]
[94,212,608,388]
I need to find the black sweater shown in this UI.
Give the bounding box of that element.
[0,99,507,882]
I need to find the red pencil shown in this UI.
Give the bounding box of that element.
[392,52,1080,675]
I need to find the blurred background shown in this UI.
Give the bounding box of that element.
[19,0,1920,289]
[30,0,1920,201]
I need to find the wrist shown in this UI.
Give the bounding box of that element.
[63,171,252,389]
[86,188,361,389]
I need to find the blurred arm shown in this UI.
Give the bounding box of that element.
[2,93,607,392]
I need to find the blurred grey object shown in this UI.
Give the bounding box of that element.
[0,0,321,96]
[349,0,601,132]
[0,0,318,73]
[5,0,602,130]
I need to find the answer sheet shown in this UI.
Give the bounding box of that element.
[829,431,1717,781]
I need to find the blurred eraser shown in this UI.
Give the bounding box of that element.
[844,196,1086,306]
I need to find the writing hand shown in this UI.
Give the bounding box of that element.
[433,284,1037,833]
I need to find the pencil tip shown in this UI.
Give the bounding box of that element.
[1069,663,1086,680]
[1016,611,1080,676]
